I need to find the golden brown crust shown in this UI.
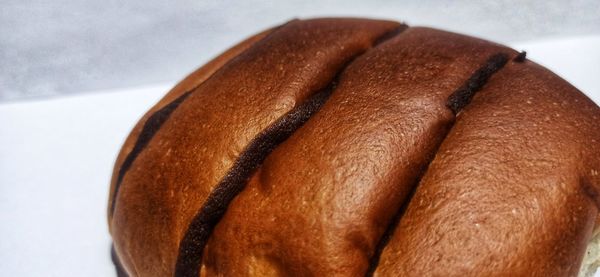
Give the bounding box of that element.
[110,18,401,276]
[109,18,600,277]
[374,60,600,277]
[202,27,516,276]
[107,26,275,224]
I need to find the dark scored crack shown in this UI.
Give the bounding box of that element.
[174,26,407,277]
[366,52,511,276]
[581,178,600,210]
[364,144,445,277]
[174,83,335,277]
[374,25,407,45]
[108,21,291,217]
[110,91,192,215]
[108,23,294,276]
[446,53,509,114]
[514,51,527,63]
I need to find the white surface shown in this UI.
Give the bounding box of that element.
[0,85,170,276]
[1,37,599,276]
[3,0,600,101]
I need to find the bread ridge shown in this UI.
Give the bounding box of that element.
[109,18,600,277]
[110,18,403,276]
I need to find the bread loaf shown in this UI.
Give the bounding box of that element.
[107,18,600,277]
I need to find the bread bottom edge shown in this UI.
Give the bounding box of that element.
[580,231,600,277]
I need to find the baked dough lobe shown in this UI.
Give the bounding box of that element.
[108,18,600,277]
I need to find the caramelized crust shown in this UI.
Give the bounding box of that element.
[108,27,275,221]
[202,28,515,276]
[374,61,600,276]
[110,18,400,276]
[108,18,600,277]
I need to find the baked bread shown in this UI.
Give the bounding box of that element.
[107,18,600,276]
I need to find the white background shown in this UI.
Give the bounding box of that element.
[0,35,599,276]
[2,0,599,101]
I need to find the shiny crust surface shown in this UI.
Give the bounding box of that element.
[108,18,600,277]
[110,18,400,276]
[374,61,600,277]
[202,28,515,276]
[107,27,273,221]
